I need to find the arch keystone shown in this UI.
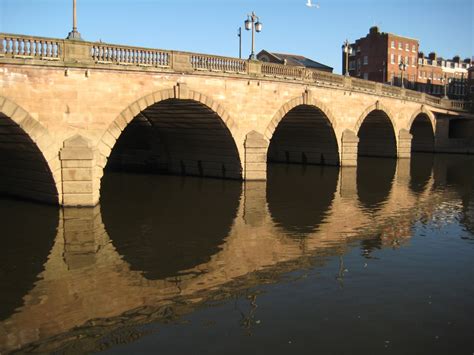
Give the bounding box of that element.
[174,82,189,99]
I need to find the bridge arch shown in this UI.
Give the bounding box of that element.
[355,102,398,158]
[97,86,242,189]
[408,107,435,153]
[0,96,60,204]
[265,95,340,166]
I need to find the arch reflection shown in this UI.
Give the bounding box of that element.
[410,153,434,194]
[0,198,58,320]
[267,164,339,236]
[101,173,242,280]
[357,157,396,211]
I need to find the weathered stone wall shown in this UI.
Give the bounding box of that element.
[0,62,466,205]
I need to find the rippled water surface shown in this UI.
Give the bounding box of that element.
[1,154,474,354]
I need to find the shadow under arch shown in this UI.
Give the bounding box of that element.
[265,97,340,166]
[0,97,59,204]
[267,164,339,237]
[0,198,58,320]
[98,88,242,186]
[410,112,435,152]
[356,105,397,158]
[357,157,396,211]
[100,173,242,280]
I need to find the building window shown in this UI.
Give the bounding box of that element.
[349,60,355,70]
[363,73,369,80]
[363,56,368,65]
[405,43,409,51]
[412,44,416,52]
[398,55,402,64]
[391,41,395,48]
[391,53,395,64]
[405,56,409,65]
[412,56,416,67]
[398,42,403,50]
[357,58,361,69]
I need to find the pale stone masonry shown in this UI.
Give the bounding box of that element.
[0,33,472,206]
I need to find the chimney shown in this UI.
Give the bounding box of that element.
[369,26,379,35]
[428,52,437,60]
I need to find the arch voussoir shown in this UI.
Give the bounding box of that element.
[0,96,60,204]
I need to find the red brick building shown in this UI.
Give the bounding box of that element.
[343,26,418,86]
[344,27,471,99]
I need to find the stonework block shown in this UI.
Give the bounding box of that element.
[63,193,98,207]
[62,168,93,181]
[0,100,18,117]
[101,130,117,150]
[108,122,122,140]
[61,160,94,168]
[63,181,93,194]
[60,147,94,160]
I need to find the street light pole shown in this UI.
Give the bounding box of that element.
[399,59,407,88]
[238,27,242,59]
[342,39,352,76]
[67,0,82,40]
[443,74,451,99]
[245,12,262,60]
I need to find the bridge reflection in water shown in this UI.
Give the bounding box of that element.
[0,155,474,353]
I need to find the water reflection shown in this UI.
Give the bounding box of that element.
[101,174,242,279]
[357,157,396,211]
[1,154,474,353]
[267,164,339,236]
[0,199,58,320]
[410,153,434,194]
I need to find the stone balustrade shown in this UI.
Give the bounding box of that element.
[0,34,61,60]
[191,54,246,73]
[91,44,170,67]
[0,32,470,112]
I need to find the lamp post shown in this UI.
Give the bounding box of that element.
[238,27,242,59]
[245,12,262,60]
[399,59,407,88]
[342,39,352,76]
[443,74,452,99]
[67,0,82,40]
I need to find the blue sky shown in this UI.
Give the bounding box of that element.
[0,0,472,73]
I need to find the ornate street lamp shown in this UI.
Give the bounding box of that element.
[245,12,262,60]
[443,74,452,99]
[67,0,82,40]
[341,39,352,76]
[399,59,407,88]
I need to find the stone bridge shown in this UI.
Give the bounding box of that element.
[0,33,472,206]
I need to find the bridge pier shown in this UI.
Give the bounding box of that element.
[398,129,413,159]
[244,131,268,180]
[340,129,359,166]
[60,135,100,206]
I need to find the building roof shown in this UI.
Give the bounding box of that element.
[257,50,333,71]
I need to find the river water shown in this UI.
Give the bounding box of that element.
[0,154,473,354]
